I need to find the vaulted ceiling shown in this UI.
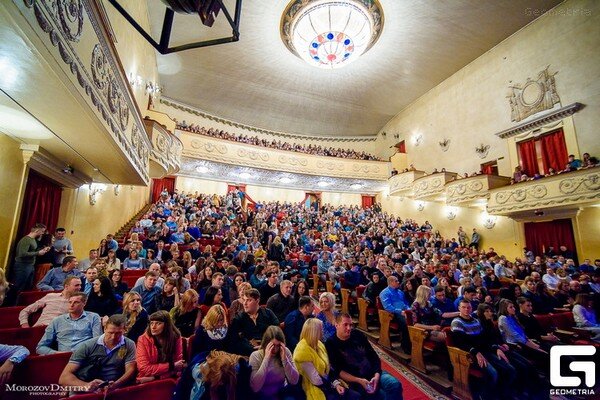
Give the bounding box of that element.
[147,0,562,137]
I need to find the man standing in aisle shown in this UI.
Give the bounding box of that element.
[470,228,481,250]
[12,223,50,293]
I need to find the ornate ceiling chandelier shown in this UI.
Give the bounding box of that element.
[281,0,384,69]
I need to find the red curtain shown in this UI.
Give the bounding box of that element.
[17,170,62,239]
[396,141,406,153]
[361,195,375,209]
[524,219,576,257]
[227,184,246,193]
[481,163,494,175]
[540,129,567,174]
[151,176,176,203]
[518,139,539,176]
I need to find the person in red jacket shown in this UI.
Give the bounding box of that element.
[136,310,186,382]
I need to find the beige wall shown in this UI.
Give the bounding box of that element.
[377,193,523,259]
[380,0,600,176]
[101,0,159,113]
[574,207,600,262]
[56,184,150,259]
[0,133,27,269]
[175,176,363,207]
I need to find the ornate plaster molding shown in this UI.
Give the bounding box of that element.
[487,168,600,214]
[412,172,457,200]
[445,175,510,206]
[507,66,560,123]
[495,102,583,139]
[388,170,426,196]
[19,0,151,183]
[180,132,389,181]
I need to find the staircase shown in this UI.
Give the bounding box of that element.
[114,203,153,244]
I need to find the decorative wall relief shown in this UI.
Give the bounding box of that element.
[439,138,450,152]
[508,66,561,122]
[475,144,490,159]
[559,173,600,194]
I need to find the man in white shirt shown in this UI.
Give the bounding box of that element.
[542,267,560,291]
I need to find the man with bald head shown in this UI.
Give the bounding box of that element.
[133,263,164,289]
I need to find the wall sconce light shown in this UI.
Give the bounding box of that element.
[413,133,423,147]
[88,183,107,205]
[393,133,400,140]
[445,206,458,220]
[146,81,163,98]
[128,72,143,87]
[482,212,497,229]
[114,184,121,196]
[416,201,425,211]
[381,131,387,137]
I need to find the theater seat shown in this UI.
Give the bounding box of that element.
[403,309,443,374]
[65,379,177,400]
[7,352,73,400]
[0,306,25,329]
[17,290,61,306]
[444,327,482,400]
[0,325,47,354]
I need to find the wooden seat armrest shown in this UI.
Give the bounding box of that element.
[553,329,575,336]
[447,346,475,400]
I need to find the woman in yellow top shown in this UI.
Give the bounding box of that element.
[292,318,360,400]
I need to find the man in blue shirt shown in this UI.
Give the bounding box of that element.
[131,271,161,314]
[36,292,102,354]
[432,286,459,326]
[37,256,82,291]
[379,276,412,354]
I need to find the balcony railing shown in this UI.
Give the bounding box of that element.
[179,131,390,180]
[388,170,427,197]
[144,118,182,177]
[413,172,458,201]
[446,175,511,206]
[487,167,600,215]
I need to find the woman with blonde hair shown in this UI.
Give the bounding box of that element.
[410,285,445,342]
[293,318,358,400]
[182,251,194,270]
[170,289,199,337]
[250,325,300,399]
[316,292,338,341]
[191,304,230,358]
[121,291,149,343]
[268,236,285,263]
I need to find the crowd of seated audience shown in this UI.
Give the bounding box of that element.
[2,189,599,399]
[511,152,599,184]
[175,121,382,161]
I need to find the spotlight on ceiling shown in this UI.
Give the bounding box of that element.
[108,0,243,54]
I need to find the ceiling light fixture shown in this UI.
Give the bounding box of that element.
[195,166,209,173]
[350,183,362,190]
[281,0,384,69]
[239,172,251,179]
[280,177,295,184]
[317,180,330,187]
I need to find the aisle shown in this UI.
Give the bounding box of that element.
[375,345,450,400]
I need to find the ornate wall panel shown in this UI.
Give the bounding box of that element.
[412,172,458,201]
[179,132,389,181]
[388,170,426,197]
[15,0,151,183]
[487,168,600,215]
[446,175,511,206]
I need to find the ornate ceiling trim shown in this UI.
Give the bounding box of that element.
[160,97,378,143]
[495,102,583,139]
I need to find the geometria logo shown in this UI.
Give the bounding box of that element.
[550,345,597,396]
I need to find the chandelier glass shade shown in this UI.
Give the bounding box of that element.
[281,0,384,69]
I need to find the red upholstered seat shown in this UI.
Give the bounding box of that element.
[0,325,47,354]
[65,379,177,400]
[17,290,61,306]
[122,276,140,288]
[0,306,25,329]
[7,352,73,400]
[121,270,147,278]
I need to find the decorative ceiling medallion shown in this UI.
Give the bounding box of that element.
[507,66,560,122]
[281,0,384,69]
